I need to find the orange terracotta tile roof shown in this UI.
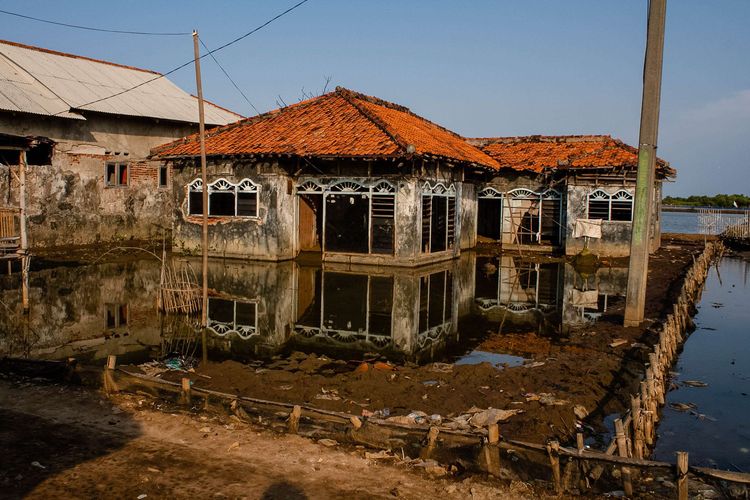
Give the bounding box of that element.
[468,135,675,178]
[152,87,500,169]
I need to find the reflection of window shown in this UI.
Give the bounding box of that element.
[105,163,128,187]
[418,270,453,332]
[587,190,633,221]
[207,298,258,339]
[421,182,456,253]
[188,178,259,217]
[105,303,128,328]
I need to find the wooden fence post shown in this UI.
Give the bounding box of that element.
[547,440,562,494]
[677,451,688,500]
[181,377,191,405]
[615,418,633,497]
[288,405,301,434]
[104,355,118,394]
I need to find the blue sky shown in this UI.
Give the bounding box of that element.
[2,1,748,196]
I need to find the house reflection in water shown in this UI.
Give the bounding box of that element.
[203,257,474,364]
[0,251,628,365]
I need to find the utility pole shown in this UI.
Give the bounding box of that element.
[19,150,29,313]
[192,31,209,328]
[624,0,667,327]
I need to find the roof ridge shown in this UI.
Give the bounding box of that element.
[0,38,161,75]
[335,87,410,153]
[469,135,613,146]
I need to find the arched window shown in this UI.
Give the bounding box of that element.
[587,189,633,221]
[188,178,260,217]
[421,182,457,253]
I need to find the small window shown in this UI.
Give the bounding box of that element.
[587,190,633,221]
[159,166,168,188]
[188,178,259,217]
[105,303,128,329]
[105,163,128,187]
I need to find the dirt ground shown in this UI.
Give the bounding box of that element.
[137,235,707,446]
[0,376,543,500]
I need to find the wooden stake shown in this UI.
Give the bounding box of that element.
[487,423,499,445]
[181,377,191,405]
[631,395,644,460]
[349,416,362,430]
[677,451,688,500]
[547,440,562,494]
[107,355,117,370]
[615,418,633,497]
[288,405,301,434]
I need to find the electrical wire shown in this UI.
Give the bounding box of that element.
[53,0,311,115]
[0,8,190,36]
[199,37,260,116]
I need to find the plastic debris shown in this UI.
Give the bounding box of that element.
[469,408,523,427]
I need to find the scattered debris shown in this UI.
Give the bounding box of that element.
[317,439,338,447]
[573,405,589,419]
[609,339,628,348]
[682,380,709,388]
[669,402,697,412]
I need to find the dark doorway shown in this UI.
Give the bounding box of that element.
[540,198,561,246]
[478,198,502,240]
[430,196,447,252]
[324,193,369,253]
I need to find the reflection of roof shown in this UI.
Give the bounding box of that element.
[0,39,241,125]
[153,87,500,169]
[468,135,675,177]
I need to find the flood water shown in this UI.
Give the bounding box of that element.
[0,253,628,368]
[653,256,750,470]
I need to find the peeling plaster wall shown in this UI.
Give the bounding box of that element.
[171,159,296,261]
[459,182,477,250]
[564,180,662,257]
[0,111,200,248]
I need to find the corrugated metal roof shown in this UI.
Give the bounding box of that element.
[0,39,241,125]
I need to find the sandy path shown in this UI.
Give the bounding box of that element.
[0,378,534,500]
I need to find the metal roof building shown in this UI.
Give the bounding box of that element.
[0,39,241,125]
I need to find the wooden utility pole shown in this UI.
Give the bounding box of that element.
[192,31,209,328]
[19,150,29,313]
[624,0,667,327]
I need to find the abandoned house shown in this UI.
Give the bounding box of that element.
[152,87,500,266]
[469,135,675,256]
[154,88,674,264]
[0,39,240,249]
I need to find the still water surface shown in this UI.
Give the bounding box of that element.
[653,257,750,470]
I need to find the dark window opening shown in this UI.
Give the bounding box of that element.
[237,192,258,217]
[209,191,235,216]
[611,200,633,221]
[106,163,128,187]
[368,276,394,336]
[478,198,502,240]
[418,270,453,332]
[26,141,53,165]
[588,199,610,220]
[430,196,447,252]
[188,191,203,216]
[105,303,128,329]
[159,166,168,187]
[587,190,633,222]
[323,272,368,332]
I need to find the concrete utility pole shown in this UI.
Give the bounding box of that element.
[624,0,667,327]
[192,31,209,328]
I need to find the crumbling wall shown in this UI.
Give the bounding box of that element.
[564,182,661,257]
[171,159,296,261]
[0,112,198,249]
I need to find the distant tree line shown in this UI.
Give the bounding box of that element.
[663,194,750,208]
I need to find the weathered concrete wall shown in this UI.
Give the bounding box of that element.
[0,111,199,248]
[459,182,477,250]
[564,181,661,257]
[172,159,296,261]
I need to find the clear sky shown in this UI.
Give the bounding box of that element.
[2,1,748,196]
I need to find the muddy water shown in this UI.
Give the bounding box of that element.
[0,252,628,368]
[653,256,750,470]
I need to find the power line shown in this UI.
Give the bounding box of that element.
[0,8,190,36]
[54,0,310,115]
[199,37,260,116]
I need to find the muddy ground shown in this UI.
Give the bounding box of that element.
[0,376,538,500]
[129,235,710,447]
